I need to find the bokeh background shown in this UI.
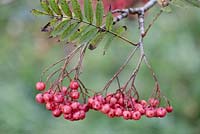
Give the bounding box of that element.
[1,0,200,134]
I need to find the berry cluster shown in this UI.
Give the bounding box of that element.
[88,92,173,120]
[35,81,173,121]
[35,81,89,121]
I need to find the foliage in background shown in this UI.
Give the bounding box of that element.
[0,0,200,134]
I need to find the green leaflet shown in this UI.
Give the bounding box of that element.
[115,26,127,35]
[68,25,89,42]
[61,22,80,41]
[71,0,83,20]
[40,0,53,16]
[79,28,98,44]
[106,12,113,31]
[84,0,93,23]
[103,34,113,55]
[96,0,104,27]
[49,0,62,15]
[31,9,49,16]
[61,0,72,18]
[89,32,106,50]
[51,19,70,37]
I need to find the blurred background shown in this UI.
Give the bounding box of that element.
[0,0,200,134]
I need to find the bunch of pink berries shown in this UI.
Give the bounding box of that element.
[35,81,173,121]
[88,92,173,120]
[35,81,89,121]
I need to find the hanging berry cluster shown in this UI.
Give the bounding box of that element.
[33,0,174,121]
[35,80,173,121]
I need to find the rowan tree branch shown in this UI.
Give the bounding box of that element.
[108,0,158,26]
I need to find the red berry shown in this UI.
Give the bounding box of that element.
[70,90,80,99]
[79,104,89,112]
[123,111,131,120]
[156,107,167,118]
[69,81,79,90]
[71,102,80,110]
[73,111,81,120]
[79,110,86,120]
[135,104,145,115]
[101,104,110,114]
[145,109,156,118]
[115,108,123,117]
[46,102,52,110]
[43,92,53,102]
[166,106,173,113]
[96,95,105,103]
[118,97,124,106]
[53,93,64,103]
[52,109,62,117]
[132,111,141,120]
[35,82,46,91]
[149,98,160,107]
[61,86,68,95]
[92,100,102,110]
[115,92,122,99]
[88,97,94,107]
[62,105,72,114]
[105,94,112,103]
[140,100,147,107]
[35,93,45,104]
[63,113,72,120]
[110,97,117,105]
[107,109,115,118]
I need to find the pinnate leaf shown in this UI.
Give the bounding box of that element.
[84,0,94,23]
[71,0,83,20]
[96,0,104,27]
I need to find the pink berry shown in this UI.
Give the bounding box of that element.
[132,111,141,120]
[43,92,53,102]
[70,90,80,99]
[140,100,147,107]
[110,97,117,105]
[35,93,45,104]
[61,86,68,95]
[88,97,94,106]
[35,82,46,91]
[71,102,80,110]
[118,97,124,106]
[145,109,156,118]
[115,92,122,99]
[69,80,79,90]
[53,93,64,103]
[52,109,62,117]
[123,111,131,120]
[63,113,72,120]
[115,108,123,117]
[149,98,160,107]
[73,111,81,120]
[166,106,173,113]
[79,110,86,120]
[105,94,112,103]
[156,107,167,118]
[62,105,72,114]
[101,104,110,114]
[96,95,105,103]
[135,103,145,115]
[46,102,52,110]
[92,100,102,110]
[107,109,115,118]
[79,104,89,112]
